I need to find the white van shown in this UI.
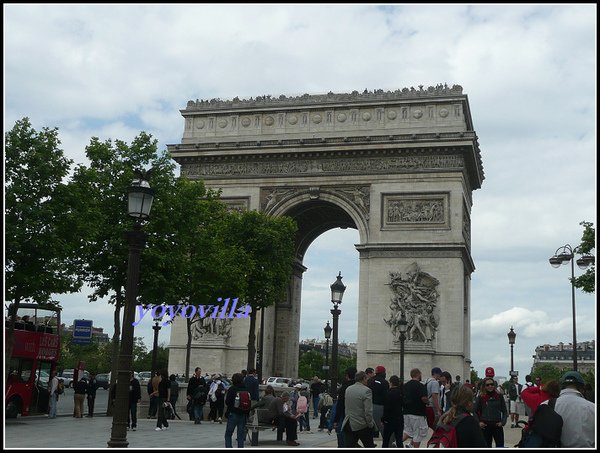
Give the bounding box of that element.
[266,377,293,388]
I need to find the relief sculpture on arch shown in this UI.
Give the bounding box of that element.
[384,262,440,343]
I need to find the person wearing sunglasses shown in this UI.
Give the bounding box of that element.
[473,379,508,447]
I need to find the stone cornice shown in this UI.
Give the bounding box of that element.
[184,84,464,112]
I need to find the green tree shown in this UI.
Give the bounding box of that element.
[298,350,324,380]
[5,118,83,379]
[67,132,174,412]
[138,176,251,380]
[573,221,595,293]
[224,210,297,370]
[531,363,563,383]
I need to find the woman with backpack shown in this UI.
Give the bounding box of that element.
[224,373,249,448]
[429,386,487,447]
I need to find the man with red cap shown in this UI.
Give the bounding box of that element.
[368,365,389,441]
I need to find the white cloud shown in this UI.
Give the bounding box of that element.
[4,4,596,379]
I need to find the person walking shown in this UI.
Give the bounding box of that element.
[48,370,59,419]
[86,372,98,417]
[425,367,443,430]
[553,371,595,448]
[317,390,333,431]
[243,368,260,405]
[473,377,508,447]
[437,386,487,447]
[381,375,403,448]
[224,372,248,448]
[154,368,171,431]
[341,371,376,448]
[310,376,323,419]
[402,368,429,448]
[507,375,522,428]
[169,374,181,420]
[187,367,207,424]
[73,376,88,418]
[332,366,357,448]
[127,371,141,431]
[147,375,157,419]
[368,365,389,439]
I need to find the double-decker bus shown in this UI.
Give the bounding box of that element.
[5,302,61,418]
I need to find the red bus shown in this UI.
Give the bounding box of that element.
[5,302,61,418]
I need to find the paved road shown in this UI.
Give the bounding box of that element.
[5,411,525,449]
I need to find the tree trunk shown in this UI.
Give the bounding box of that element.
[246,307,257,370]
[106,291,123,416]
[185,317,192,383]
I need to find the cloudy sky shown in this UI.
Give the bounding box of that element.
[4,4,596,379]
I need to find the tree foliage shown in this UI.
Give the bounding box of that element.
[5,118,82,304]
[573,221,595,293]
[223,210,298,370]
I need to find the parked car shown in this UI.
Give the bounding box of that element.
[266,377,293,388]
[95,373,110,390]
[60,369,90,388]
[137,371,152,386]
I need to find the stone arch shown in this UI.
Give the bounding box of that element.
[167,85,484,382]
[268,188,369,256]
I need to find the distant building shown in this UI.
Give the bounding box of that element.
[299,338,357,358]
[532,340,595,374]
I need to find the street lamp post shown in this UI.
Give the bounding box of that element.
[151,317,162,376]
[398,312,408,384]
[108,172,154,448]
[323,321,332,392]
[329,272,346,400]
[549,244,595,372]
[507,326,516,376]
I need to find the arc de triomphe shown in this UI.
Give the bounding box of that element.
[166,84,484,381]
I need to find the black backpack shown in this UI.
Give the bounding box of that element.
[520,398,562,447]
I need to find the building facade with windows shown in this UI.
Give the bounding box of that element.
[532,340,595,374]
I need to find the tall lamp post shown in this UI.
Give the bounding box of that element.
[151,316,163,376]
[507,326,516,376]
[549,244,595,371]
[108,172,154,448]
[323,321,332,392]
[329,272,346,400]
[398,312,408,383]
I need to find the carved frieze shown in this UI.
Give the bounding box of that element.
[382,193,450,230]
[220,197,250,212]
[180,154,464,179]
[463,201,471,247]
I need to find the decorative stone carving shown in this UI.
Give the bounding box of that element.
[312,114,322,124]
[382,193,449,230]
[337,113,347,122]
[262,188,297,213]
[384,262,440,343]
[241,117,251,127]
[261,185,370,220]
[413,109,423,119]
[221,197,250,212]
[264,116,274,126]
[288,115,298,125]
[332,186,370,220]
[192,316,232,341]
[387,110,397,120]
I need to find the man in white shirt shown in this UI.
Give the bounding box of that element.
[553,371,595,448]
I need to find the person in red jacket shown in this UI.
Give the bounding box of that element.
[520,380,560,423]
